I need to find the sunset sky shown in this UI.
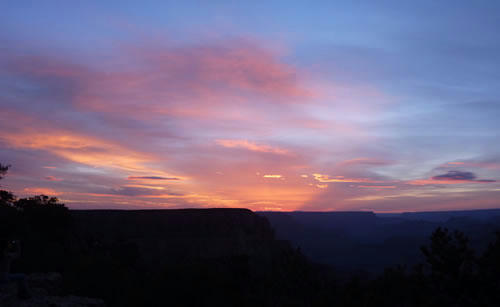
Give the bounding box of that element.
[1,1,499,212]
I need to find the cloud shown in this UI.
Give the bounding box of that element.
[312,173,386,183]
[216,139,290,155]
[447,162,465,166]
[2,39,314,122]
[23,187,60,196]
[44,176,62,181]
[337,158,392,167]
[127,176,180,180]
[442,160,500,170]
[408,170,496,185]
[4,34,497,212]
[0,129,152,172]
[433,170,477,181]
[358,185,396,189]
[263,174,283,178]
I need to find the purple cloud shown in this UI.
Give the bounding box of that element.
[431,171,496,183]
[127,176,180,181]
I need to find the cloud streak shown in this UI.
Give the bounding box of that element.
[0,129,152,172]
[127,176,180,181]
[216,139,290,155]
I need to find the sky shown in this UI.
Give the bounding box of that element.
[1,1,500,212]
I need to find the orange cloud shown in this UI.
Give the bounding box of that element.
[0,130,151,172]
[23,187,61,196]
[263,174,283,178]
[0,128,184,185]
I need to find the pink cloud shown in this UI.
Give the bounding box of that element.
[44,176,62,181]
[216,139,290,155]
[6,40,315,122]
[0,37,403,211]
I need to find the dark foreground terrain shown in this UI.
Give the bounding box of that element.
[259,209,500,274]
[2,197,500,306]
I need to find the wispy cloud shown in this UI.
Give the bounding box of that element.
[44,176,62,181]
[3,40,314,122]
[443,160,500,170]
[337,158,392,167]
[127,176,180,180]
[0,129,152,172]
[358,185,396,189]
[312,173,386,184]
[216,139,289,155]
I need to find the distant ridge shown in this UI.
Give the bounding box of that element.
[71,208,253,213]
[377,208,500,222]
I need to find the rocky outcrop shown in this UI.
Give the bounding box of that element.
[71,208,279,263]
[0,273,105,307]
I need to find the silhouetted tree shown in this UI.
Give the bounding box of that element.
[0,193,19,237]
[0,163,9,181]
[479,231,500,277]
[13,195,70,238]
[15,195,70,231]
[0,164,18,238]
[477,231,500,304]
[421,227,475,279]
[0,163,15,206]
[12,195,73,272]
[419,227,478,306]
[0,163,74,273]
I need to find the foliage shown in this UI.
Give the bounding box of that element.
[0,163,9,181]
